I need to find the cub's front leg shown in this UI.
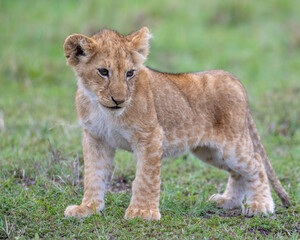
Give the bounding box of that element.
[125,127,163,220]
[64,130,115,218]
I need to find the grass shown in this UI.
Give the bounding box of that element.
[0,0,299,239]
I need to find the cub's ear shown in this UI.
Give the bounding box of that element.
[126,27,152,64]
[63,34,97,66]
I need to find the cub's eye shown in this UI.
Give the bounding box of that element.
[97,68,109,77]
[126,70,135,78]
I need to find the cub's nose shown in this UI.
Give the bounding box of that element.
[111,96,125,105]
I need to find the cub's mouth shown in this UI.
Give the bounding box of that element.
[104,105,122,110]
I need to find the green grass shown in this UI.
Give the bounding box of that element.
[0,0,299,239]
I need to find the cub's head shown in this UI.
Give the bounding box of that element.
[63,27,151,114]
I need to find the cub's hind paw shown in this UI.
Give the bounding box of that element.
[242,201,274,216]
[209,193,242,209]
[125,207,161,220]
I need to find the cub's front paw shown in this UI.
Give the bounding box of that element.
[64,201,104,218]
[242,200,274,216]
[125,207,161,220]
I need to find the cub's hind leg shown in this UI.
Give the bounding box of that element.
[234,152,274,216]
[192,146,245,210]
[221,138,274,216]
[209,173,246,210]
[192,138,275,216]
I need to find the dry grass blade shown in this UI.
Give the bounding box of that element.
[0,110,5,131]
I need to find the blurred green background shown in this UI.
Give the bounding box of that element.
[0,0,299,238]
[1,0,299,174]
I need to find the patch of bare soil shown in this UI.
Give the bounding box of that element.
[108,177,132,193]
[202,208,246,219]
[218,209,243,218]
[244,225,300,237]
[246,227,272,236]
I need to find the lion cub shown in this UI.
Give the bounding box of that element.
[63,27,290,220]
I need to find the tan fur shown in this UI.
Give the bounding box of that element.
[63,27,290,220]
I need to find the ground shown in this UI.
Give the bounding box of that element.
[0,0,299,239]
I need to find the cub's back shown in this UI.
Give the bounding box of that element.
[147,68,247,130]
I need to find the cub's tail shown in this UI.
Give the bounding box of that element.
[248,113,291,207]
